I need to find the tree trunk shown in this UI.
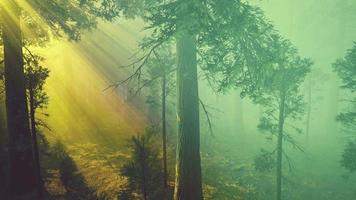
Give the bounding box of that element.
[161,69,168,198]
[29,77,43,199]
[141,142,148,200]
[0,101,9,200]
[305,75,312,144]
[174,32,203,200]
[1,1,38,199]
[276,91,286,200]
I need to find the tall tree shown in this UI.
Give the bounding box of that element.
[110,43,176,198]
[127,1,275,199]
[333,42,356,172]
[252,37,312,200]
[1,2,37,198]
[114,1,277,198]
[304,68,328,144]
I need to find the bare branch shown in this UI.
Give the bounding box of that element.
[199,98,214,137]
[282,150,295,172]
[104,40,166,92]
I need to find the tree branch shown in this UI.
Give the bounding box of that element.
[104,40,165,91]
[199,98,214,137]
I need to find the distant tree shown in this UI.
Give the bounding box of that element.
[333,42,356,172]
[148,48,175,197]
[304,68,328,144]
[108,43,176,197]
[119,133,165,200]
[251,36,312,200]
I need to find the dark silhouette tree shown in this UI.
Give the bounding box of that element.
[24,53,50,198]
[333,42,356,172]
[119,133,164,200]
[0,1,119,198]
[1,2,37,198]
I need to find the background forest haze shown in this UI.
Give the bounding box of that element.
[0,0,356,200]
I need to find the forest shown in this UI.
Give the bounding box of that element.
[0,0,356,200]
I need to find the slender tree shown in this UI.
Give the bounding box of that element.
[120,133,164,200]
[304,68,328,144]
[111,44,176,198]
[252,37,312,200]
[24,54,50,198]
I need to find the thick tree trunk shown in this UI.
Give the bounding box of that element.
[276,92,286,200]
[174,33,203,200]
[161,69,168,198]
[29,78,43,199]
[1,1,38,199]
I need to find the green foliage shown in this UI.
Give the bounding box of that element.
[128,0,278,96]
[201,148,259,200]
[25,0,120,40]
[333,43,356,130]
[119,134,165,200]
[253,37,312,148]
[333,42,356,92]
[198,2,276,94]
[254,149,276,172]
[334,43,356,172]
[341,141,356,172]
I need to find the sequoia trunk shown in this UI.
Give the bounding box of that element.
[1,1,38,199]
[174,32,203,200]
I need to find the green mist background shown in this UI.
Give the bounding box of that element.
[38,0,356,199]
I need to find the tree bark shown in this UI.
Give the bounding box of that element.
[161,68,168,198]
[276,91,286,200]
[1,1,38,199]
[174,32,203,200]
